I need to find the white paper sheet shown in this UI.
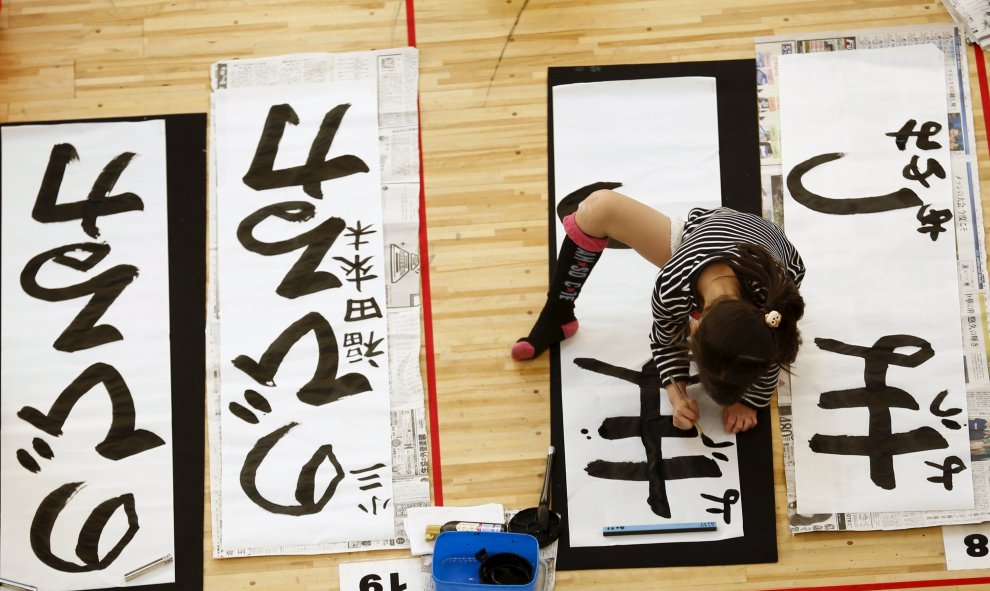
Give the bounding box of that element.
[212,79,395,550]
[780,45,974,513]
[551,78,740,547]
[1,121,176,591]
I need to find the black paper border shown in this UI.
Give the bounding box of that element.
[546,60,776,570]
[0,113,206,591]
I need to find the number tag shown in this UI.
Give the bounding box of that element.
[943,523,990,570]
[338,557,423,591]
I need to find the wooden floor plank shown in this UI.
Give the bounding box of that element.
[1,1,988,589]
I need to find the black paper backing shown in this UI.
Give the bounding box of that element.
[546,60,777,570]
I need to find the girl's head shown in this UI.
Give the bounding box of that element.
[689,243,805,406]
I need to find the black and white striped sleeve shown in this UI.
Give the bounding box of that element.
[741,365,779,408]
[649,289,692,388]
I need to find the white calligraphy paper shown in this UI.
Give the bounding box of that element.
[552,78,739,547]
[1,121,175,591]
[780,45,973,513]
[212,79,395,551]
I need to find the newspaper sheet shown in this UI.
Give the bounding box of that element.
[941,0,990,49]
[207,48,431,556]
[755,24,990,532]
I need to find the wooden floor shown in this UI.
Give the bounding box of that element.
[2,0,989,589]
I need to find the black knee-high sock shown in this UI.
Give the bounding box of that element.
[512,226,605,359]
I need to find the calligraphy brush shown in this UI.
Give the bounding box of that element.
[537,445,554,530]
[674,382,703,438]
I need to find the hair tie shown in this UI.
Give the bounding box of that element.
[764,310,782,328]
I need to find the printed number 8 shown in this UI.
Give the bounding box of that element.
[964,534,989,558]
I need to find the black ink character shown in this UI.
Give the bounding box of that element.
[916,204,952,242]
[20,243,138,352]
[701,489,739,524]
[902,155,946,189]
[787,152,923,215]
[575,358,728,518]
[334,253,378,292]
[15,438,55,474]
[30,482,139,572]
[237,201,346,298]
[925,455,967,490]
[343,331,386,367]
[231,311,372,406]
[344,298,384,322]
[345,221,376,250]
[242,103,370,199]
[930,389,964,430]
[239,422,345,516]
[228,389,273,425]
[885,119,943,151]
[17,363,165,462]
[358,495,391,515]
[32,143,144,239]
[351,463,387,491]
[809,334,952,490]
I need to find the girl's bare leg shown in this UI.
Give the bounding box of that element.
[574,189,675,269]
[511,189,677,360]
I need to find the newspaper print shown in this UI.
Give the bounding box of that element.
[207,48,430,557]
[755,24,990,532]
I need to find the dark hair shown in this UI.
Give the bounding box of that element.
[689,242,805,406]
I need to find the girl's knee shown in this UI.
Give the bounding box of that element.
[576,189,620,227]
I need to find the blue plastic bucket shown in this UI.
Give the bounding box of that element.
[432,531,539,591]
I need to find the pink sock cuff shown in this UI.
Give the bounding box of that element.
[563,213,608,252]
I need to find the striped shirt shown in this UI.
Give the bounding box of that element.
[649,207,805,408]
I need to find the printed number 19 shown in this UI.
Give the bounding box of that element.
[360,572,407,591]
[964,534,989,558]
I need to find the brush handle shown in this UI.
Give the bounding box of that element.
[538,446,554,506]
[537,446,555,528]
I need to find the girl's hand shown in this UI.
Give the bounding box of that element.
[722,402,757,434]
[671,393,700,430]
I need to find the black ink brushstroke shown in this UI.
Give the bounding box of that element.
[20,242,138,352]
[242,104,369,198]
[239,422,344,515]
[925,455,967,490]
[228,402,260,424]
[885,119,942,151]
[575,357,724,518]
[17,363,165,460]
[701,489,739,524]
[231,311,372,406]
[33,437,54,459]
[810,335,949,489]
[786,152,923,215]
[30,482,139,572]
[32,143,144,238]
[236,201,346,298]
[17,449,41,473]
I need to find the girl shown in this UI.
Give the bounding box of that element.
[512,189,806,434]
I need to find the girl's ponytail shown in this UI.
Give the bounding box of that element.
[690,242,805,405]
[724,242,805,366]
